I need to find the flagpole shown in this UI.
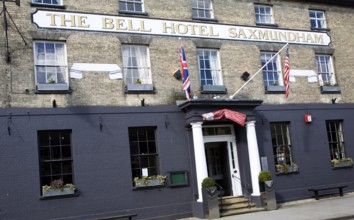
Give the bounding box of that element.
[229,42,289,99]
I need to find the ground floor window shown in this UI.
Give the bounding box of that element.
[326,120,352,167]
[270,123,298,174]
[38,130,74,193]
[129,127,161,186]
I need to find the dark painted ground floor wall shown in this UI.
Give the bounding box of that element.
[0,106,195,220]
[255,104,354,203]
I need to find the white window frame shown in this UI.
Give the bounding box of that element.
[326,120,346,162]
[309,10,327,29]
[192,0,214,19]
[270,122,296,174]
[119,0,144,13]
[122,45,152,85]
[255,4,274,24]
[316,54,336,86]
[197,49,223,86]
[32,0,63,5]
[260,52,283,87]
[33,41,69,91]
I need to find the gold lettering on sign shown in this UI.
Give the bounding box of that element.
[116,19,127,30]
[127,20,139,31]
[102,18,114,29]
[209,26,219,37]
[176,24,188,34]
[162,22,176,34]
[238,28,247,39]
[314,34,324,44]
[78,16,90,28]
[228,28,237,38]
[258,30,269,40]
[199,25,208,36]
[248,29,258,40]
[139,20,152,32]
[47,13,60,26]
[60,15,76,27]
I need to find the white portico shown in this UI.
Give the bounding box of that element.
[190,119,261,202]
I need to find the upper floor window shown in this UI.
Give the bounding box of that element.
[119,0,144,13]
[316,55,336,86]
[32,0,62,5]
[260,52,283,87]
[270,123,298,174]
[309,10,327,29]
[255,5,274,24]
[129,127,160,186]
[197,49,222,86]
[192,0,214,19]
[38,130,74,196]
[122,45,151,85]
[34,41,69,91]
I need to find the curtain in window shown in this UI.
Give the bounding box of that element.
[122,46,150,84]
[55,44,67,83]
[209,51,220,85]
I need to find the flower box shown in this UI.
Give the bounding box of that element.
[320,85,341,94]
[135,179,163,187]
[42,187,75,197]
[134,175,166,188]
[332,158,353,168]
[276,164,298,174]
[265,85,285,94]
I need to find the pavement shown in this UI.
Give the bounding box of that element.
[219,193,354,220]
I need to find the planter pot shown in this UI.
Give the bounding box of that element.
[265,180,273,188]
[202,187,220,219]
[265,85,285,94]
[320,85,341,94]
[135,179,164,187]
[42,188,75,197]
[36,83,69,91]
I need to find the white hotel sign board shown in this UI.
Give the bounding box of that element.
[32,10,331,46]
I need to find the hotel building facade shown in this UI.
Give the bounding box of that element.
[1,0,354,219]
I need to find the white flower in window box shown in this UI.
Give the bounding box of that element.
[331,158,353,168]
[42,179,76,197]
[134,175,166,187]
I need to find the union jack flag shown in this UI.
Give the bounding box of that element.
[179,44,191,100]
[284,47,290,99]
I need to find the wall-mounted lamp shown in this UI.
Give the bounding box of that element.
[172,69,182,81]
[241,71,250,81]
[99,115,103,132]
[52,99,57,108]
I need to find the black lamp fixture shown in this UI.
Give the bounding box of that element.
[241,71,250,81]
[172,69,182,81]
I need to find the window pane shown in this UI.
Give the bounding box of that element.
[129,127,159,182]
[38,130,73,192]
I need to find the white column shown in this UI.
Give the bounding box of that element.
[191,121,208,202]
[246,120,261,197]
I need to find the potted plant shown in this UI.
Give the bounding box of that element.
[42,179,76,197]
[134,175,167,187]
[258,170,272,189]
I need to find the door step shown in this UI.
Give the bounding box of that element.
[219,196,266,217]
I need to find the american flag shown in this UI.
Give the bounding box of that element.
[284,47,290,99]
[179,44,191,100]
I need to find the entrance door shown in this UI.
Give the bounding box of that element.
[204,130,243,197]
